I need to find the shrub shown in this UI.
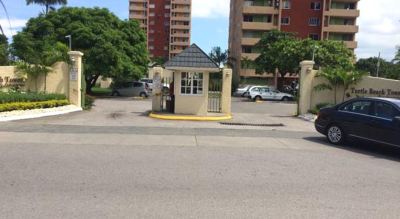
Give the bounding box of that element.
[308,103,334,115]
[0,99,69,112]
[84,95,94,110]
[0,92,67,104]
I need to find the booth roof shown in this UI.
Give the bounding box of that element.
[165,44,220,70]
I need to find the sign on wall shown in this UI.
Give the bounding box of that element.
[70,67,78,81]
[0,76,25,88]
[350,88,400,98]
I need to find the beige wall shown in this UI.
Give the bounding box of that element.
[0,62,69,94]
[221,69,232,115]
[149,68,173,79]
[311,76,400,108]
[299,60,400,114]
[173,71,209,116]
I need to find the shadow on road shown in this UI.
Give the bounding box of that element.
[304,136,400,162]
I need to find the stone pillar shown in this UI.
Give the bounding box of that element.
[298,61,316,115]
[68,51,84,108]
[152,67,164,112]
[221,68,232,115]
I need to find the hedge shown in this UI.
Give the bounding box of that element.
[0,92,67,104]
[0,99,69,112]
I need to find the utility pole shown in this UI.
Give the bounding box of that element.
[376,52,381,77]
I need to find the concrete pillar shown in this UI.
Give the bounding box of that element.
[68,51,84,108]
[221,68,232,115]
[152,67,164,112]
[298,61,316,115]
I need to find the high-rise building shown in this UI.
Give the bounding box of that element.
[229,0,360,79]
[129,0,192,60]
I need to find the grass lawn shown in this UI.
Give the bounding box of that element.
[91,87,112,96]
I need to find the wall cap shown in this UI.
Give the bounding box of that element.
[68,51,84,57]
[300,60,315,66]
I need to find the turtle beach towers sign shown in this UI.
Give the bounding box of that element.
[351,88,400,98]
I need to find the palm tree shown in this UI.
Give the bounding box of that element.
[314,67,366,104]
[209,46,227,67]
[26,0,67,14]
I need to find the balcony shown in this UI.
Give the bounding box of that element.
[325,9,360,17]
[324,25,359,33]
[243,6,278,14]
[171,24,190,30]
[171,8,190,13]
[130,14,147,20]
[241,53,260,61]
[242,22,276,30]
[343,41,358,49]
[171,0,191,5]
[171,16,191,21]
[171,41,190,46]
[241,38,260,46]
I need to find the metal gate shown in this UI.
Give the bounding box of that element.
[208,79,222,113]
[160,77,174,113]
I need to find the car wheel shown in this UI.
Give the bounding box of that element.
[327,125,345,145]
[139,92,147,98]
[254,96,262,102]
[281,96,290,101]
[112,91,121,96]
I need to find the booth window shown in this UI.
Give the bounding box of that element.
[181,72,203,95]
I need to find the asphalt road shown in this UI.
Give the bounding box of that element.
[1,98,400,218]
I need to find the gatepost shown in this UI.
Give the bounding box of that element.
[298,60,316,115]
[221,69,232,115]
[68,51,84,108]
[152,67,164,112]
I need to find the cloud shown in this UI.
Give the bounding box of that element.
[192,0,229,18]
[0,18,27,38]
[356,0,400,60]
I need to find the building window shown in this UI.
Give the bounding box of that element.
[309,17,320,26]
[281,17,290,25]
[181,72,203,95]
[309,33,320,40]
[282,0,291,9]
[149,4,155,9]
[311,2,321,10]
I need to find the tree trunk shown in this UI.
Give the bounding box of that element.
[85,74,100,94]
[44,74,47,93]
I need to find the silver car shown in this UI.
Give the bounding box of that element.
[249,86,294,101]
[111,81,150,97]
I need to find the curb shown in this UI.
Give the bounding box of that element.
[0,106,83,122]
[149,112,232,121]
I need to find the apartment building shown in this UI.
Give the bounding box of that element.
[229,0,360,79]
[129,0,192,60]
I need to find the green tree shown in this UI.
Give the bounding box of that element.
[209,46,227,67]
[0,34,8,65]
[26,0,67,14]
[12,7,149,93]
[393,46,400,64]
[253,31,354,89]
[356,57,400,80]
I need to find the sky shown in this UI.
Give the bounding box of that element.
[0,0,399,61]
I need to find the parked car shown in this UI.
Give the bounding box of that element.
[315,97,400,147]
[111,81,150,97]
[139,78,153,90]
[249,86,294,101]
[235,85,253,97]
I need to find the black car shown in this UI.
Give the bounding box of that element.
[315,97,400,147]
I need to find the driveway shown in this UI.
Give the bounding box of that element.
[1,97,400,218]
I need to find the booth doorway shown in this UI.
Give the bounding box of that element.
[208,74,222,113]
[161,77,174,113]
